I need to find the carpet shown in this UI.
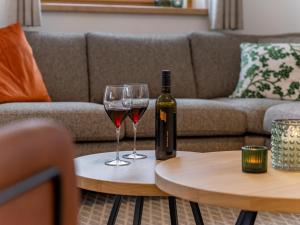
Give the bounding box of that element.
[79,191,300,225]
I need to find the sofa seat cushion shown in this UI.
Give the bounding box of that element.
[87,33,197,103]
[76,137,245,156]
[125,99,247,138]
[214,98,286,134]
[263,103,300,133]
[0,102,122,141]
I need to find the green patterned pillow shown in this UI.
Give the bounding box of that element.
[231,43,300,100]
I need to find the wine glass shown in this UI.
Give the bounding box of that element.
[104,85,132,166]
[123,84,149,160]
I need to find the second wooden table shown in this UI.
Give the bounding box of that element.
[155,151,300,225]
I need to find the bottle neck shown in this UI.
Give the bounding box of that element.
[162,86,171,94]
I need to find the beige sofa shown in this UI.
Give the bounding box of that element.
[2,31,299,156]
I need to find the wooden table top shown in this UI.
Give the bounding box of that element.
[75,150,199,196]
[155,151,300,213]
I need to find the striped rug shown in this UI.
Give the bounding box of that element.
[79,191,300,225]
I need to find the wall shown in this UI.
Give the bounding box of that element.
[34,0,300,35]
[0,0,209,34]
[240,0,300,35]
[1,0,300,34]
[27,0,209,34]
[37,13,209,34]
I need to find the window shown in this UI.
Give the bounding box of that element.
[42,0,155,6]
[41,0,208,16]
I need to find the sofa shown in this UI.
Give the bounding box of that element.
[2,31,300,156]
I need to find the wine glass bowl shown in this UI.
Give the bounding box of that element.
[104,85,132,166]
[123,84,149,160]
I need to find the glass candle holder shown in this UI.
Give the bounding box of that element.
[242,146,268,173]
[171,0,183,7]
[271,119,300,171]
[155,0,171,6]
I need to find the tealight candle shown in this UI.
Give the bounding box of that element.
[242,146,268,173]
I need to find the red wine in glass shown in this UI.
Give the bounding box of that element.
[129,106,147,124]
[105,107,130,128]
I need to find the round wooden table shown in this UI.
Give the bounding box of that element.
[155,151,300,225]
[75,150,201,225]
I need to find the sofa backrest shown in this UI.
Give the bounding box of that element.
[257,33,300,43]
[25,31,300,103]
[189,32,300,99]
[25,32,89,102]
[189,32,258,99]
[86,33,197,103]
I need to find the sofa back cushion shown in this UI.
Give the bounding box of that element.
[25,32,89,102]
[87,33,197,103]
[189,32,258,99]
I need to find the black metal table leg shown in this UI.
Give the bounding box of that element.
[168,196,178,225]
[107,195,122,225]
[190,202,204,225]
[133,196,144,225]
[235,210,257,225]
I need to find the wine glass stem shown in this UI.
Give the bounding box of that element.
[116,127,121,161]
[133,123,138,155]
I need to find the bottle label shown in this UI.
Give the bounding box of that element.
[155,108,176,159]
[160,110,167,122]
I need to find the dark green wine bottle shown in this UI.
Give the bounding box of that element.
[155,70,177,160]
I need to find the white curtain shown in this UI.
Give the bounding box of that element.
[0,0,7,27]
[17,0,42,26]
[0,0,41,27]
[209,0,243,30]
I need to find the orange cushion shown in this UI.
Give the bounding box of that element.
[0,23,51,103]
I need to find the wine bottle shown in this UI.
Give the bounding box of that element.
[155,70,177,160]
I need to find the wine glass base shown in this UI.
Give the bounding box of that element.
[123,153,147,160]
[105,159,131,166]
